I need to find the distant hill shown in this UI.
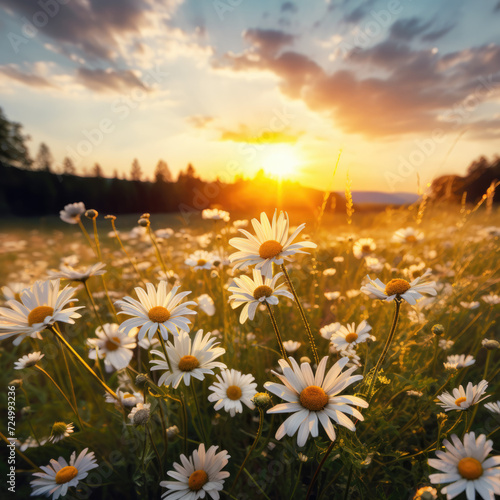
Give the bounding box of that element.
[336,191,420,205]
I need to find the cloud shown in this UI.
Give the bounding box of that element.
[0,64,55,88]
[76,68,149,93]
[389,17,433,40]
[218,124,302,144]
[421,23,456,42]
[281,2,298,14]
[0,0,180,60]
[186,115,214,129]
[343,1,375,24]
[243,29,296,58]
[215,31,500,138]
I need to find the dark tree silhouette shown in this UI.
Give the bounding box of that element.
[0,107,32,169]
[62,157,77,175]
[34,143,53,172]
[130,158,142,181]
[92,163,104,177]
[154,159,173,183]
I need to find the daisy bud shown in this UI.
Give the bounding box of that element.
[141,213,150,219]
[105,215,116,220]
[85,209,98,219]
[431,324,445,336]
[129,403,151,426]
[436,412,448,425]
[300,356,311,364]
[138,218,150,227]
[482,339,499,350]
[166,425,179,441]
[51,422,68,436]
[8,379,23,388]
[252,392,272,409]
[135,373,149,388]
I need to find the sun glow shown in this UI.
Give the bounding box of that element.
[260,145,301,179]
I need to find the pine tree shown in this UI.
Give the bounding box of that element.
[0,107,32,168]
[62,157,76,175]
[154,159,173,183]
[92,163,104,177]
[34,142,53,172]
[130,158,142,181]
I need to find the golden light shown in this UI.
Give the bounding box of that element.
[260,145,301,179]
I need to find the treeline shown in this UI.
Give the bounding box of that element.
[430,156,500,203]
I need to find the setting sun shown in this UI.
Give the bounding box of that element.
[260,145,301,179]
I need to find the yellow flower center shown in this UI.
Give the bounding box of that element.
[259,240,283,259]
[123,393,134,399]
[345,332,358,344]
[457,457,483,480]
[148,306,171,323]
[55,465,79,484]
[455,396,467,406]
[188,469,208,491]
[28,306,54,326]
[253,285,273,300]
[299,385,329,411]
[385,279,411,296]
[226,385,242,400]
[105,336,121,351]
[405,235,417,243]
[178,355,199,372]
[197,259,207,267]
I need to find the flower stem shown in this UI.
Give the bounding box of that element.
[83,280,105,332]
[49,326,118,399]
[190,383,208,444]
[148,226,167,274]
[281,263,319,365]
[230,408,264,495]
[306,440,336,500]
[367,298,401,401]
[77,218,96,256]
[265,302,289,363]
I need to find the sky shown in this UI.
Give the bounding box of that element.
[0,0,499,193]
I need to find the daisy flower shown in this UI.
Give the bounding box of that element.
[428,432,500,499]
[283,340,301,353]
[228,210,317,277]
[185,250,216,271]
[150,329,226,389]
[47,262,106,282]
[87,323,136,372]
[353,238,376,259]
[484,401,500,415]
[460,301,480,310]
[443,354,475,371]
[228,269,293,323]
[196,294,215,316]
[160,443,230,500]
[264,356,368,447]
[437,380,489,412]
[115,281,197,341]
[14,351,44,369]
[202,208,230,222]
[439,339,455,350]
[59,202,86,225]
[392,227,424,244]
[482,293,500,305]
[0,279,83,345]
[2,282,29,301]
[48,422,74,444]
[361,269,437,305]
[330,321,372,351]
[105,389,143,407]
[320,322,341,341]
[208,369,258,417]
[30,448,98,499]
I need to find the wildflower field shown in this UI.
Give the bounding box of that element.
[1,202,499,500]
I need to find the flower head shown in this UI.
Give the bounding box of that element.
[229,210,316,277]
[228,269,293,323]
[49,422,74,444]
[392,227,424,244]
[428,432,500,499]
[160,443,230,500]
[115,281,197,341]
[208,369,258,417]
[185,250,217,271]
[150,329,226,389]
[59,202,86,224]
[437,380,489,412]
[264,356,368,447]
[443,354,475,371]
[14,351,44,369]
[47,262,106,282]
[87,323,136,372]
[128,403,151,426]
[202,208,230,222]
[0,279,83,345]
[361,269,437,305]
[353,238,376,259]
[330,321,372,351]
[31,448,98,499]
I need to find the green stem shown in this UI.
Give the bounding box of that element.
[77,218,97,256]
[306,440,336,500]
[367,299,401,401]
[148,226,167,274]
[265,302,289,363]
[230,408,264,494]
[343,464,354,500]
[49,326,118,399]
[83,280,105,332]
[281,263,319,365]
[190,383,208,443]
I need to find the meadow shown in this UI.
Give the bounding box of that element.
[0,201,499,500]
